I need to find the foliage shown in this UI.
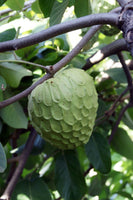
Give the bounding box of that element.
[0,0,133,200]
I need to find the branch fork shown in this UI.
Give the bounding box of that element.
[118,1,133,56]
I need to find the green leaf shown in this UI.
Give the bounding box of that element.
[8,13,21,23]
[39,0,55,18]
[85,132,111,174]
[70,55,86,69]
[96,77,116,93]
[55,150,87,200]
[0,0,6,6]
[122,107,133,129]
[11,178,52,200]
[0,28,16,42]
[15,45,38,60]
[76,146,89,172]
[0,101,28,129]
[0,62,32,88]
[6,0,24,11]
[54,38,65,49]
[97,99,109,118]
[74,0,92,17]
[0,142,7,173]
[0,52,16,60]
[111,127,133,160]
[11,134,45,155]
[89,175,103,196]
[35,50,60,65]
[100,25,120,36]
[32,0,42,14]
[50,0,69,26]
[117,191,133,199]
[68,0,75,7]
[0,75,6,92]
[105,68,127,83]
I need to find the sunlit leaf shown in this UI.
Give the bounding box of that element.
[0,101,28,129]
[32,0,42,14]
[0,63,32,88]
[50,0,69,26]
[74,0,92,17]
[6,0,24,11]
[39,0,55,17]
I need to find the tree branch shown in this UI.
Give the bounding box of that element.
[83,39,127,70]
[0,0,35,16]
[105,87,129,117]
[0,13,118,52]
[117,0,127,6]
[0,0,36,23]
[0,73,53,109]
[117,0,133,7]
[0,25,101,109]
[95,87,129,126]
[0,129,37,200]
[117,52,133,103]
[109,102,131,143]
[118,1,133,57]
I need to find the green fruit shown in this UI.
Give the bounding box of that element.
[28,68,98,150]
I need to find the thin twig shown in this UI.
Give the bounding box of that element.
[52,25,101,73]
[0,129,37,200]
[6,133,19,185]
[0,0,36,23]
[0,59,47,70]
[109,102,132,143]
[117,0,133,7]
[84,164,93,176]
[95,87,129,126]
[83,39,127,70]
[7,156,20,163]
[117,52,133,103]
[0,0,35,16]
[0,13,16,22]
[105,87,129,117]
[0,8,12,16]
[0,73,52,109]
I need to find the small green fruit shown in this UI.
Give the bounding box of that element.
[28,68,98,149]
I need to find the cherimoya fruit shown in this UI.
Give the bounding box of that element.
[28,68,98,149]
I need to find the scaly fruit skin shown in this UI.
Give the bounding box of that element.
[28,68,98,149]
